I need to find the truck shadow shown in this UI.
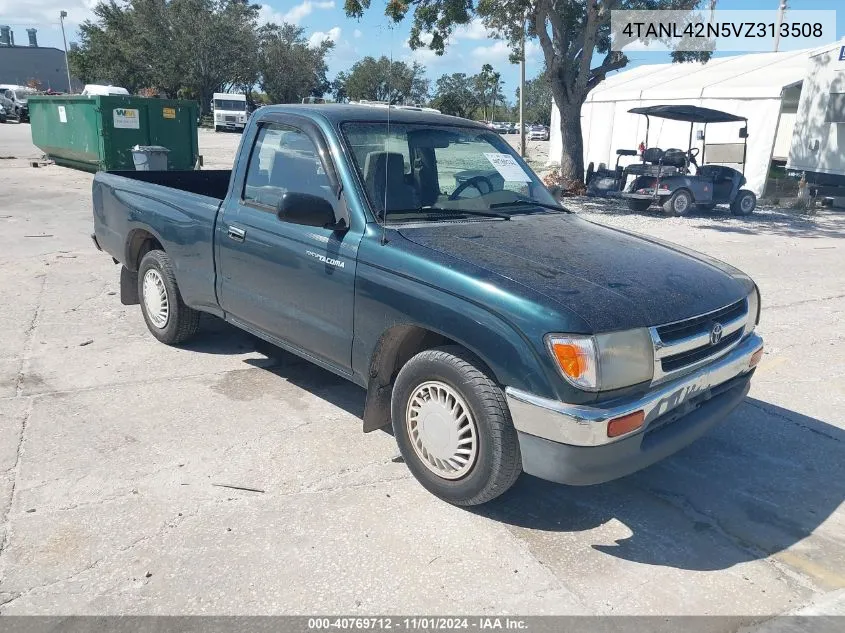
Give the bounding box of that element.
[182,321,842,573]
[472,398,845,572]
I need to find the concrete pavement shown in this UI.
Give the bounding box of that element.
[0,122,843,618]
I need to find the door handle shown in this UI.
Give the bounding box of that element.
[227,225,246,242]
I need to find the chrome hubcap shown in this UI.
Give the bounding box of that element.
[741,196,753,212]
[674,195,689,213]
[406,381,478,480]
[142,269,169,328]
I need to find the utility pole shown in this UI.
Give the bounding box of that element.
[773,0,787,52]
[519,13,526,157]
[59,10,72,93]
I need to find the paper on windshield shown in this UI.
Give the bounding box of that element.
[483,153,531,182]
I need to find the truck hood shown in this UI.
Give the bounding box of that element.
[398,213,751,332]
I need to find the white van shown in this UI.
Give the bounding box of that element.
[81,84,130,96]
[213,92,248,132]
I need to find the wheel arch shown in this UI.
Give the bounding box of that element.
[361,324,498,433]
[125,227,165,272]
[119,228,165,306]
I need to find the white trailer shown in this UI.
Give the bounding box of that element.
[786,40,845,201]
[213,92,248,132]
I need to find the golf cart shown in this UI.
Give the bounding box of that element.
[616,105,756,216]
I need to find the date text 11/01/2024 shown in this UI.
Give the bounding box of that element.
[621,21,824,39]
[307,618,528,630]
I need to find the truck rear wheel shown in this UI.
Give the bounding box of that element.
[138,250,200,345]
[391,346,521,506]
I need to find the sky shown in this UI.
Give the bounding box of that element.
[1,0,843,103]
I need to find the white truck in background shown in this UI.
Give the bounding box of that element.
[213,92,248,132]
[787,40,845,205]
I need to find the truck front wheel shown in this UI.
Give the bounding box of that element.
[138,250,200,345]
[391,346,522,506]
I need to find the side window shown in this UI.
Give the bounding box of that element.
[242,123,333,209]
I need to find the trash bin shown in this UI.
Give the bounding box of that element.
[28,95,199,172]
[132,145,170,171]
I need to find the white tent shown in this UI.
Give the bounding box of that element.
[548,50,812,196]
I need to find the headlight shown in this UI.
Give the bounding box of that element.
[546,329,654,392]
[746,286,760,334]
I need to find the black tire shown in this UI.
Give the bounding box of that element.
[730,190,756,215]
[662,189,693,216]
[391,346,522,506]
[627,198,652,213]
[137,250,200,345]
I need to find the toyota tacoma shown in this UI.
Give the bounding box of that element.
[91,105,764,506]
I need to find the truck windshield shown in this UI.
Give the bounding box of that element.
[342,122,562,223]
[214,99,246,111]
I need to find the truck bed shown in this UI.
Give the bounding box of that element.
[105,169,232,201]
[93,170,230,315]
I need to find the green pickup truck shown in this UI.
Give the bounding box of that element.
[92,104,763,505]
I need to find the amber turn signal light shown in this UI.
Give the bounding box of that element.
[607,410,645,438]
[749,347,764,368]
[552,342,589,379]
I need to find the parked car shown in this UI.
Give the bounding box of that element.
[0,92,14,122]
[0,103,6,124]
[491,121,510,134]
[92,104,764,506]
[528,124,550,141]
[1,87,32,122]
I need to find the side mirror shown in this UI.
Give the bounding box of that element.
[277,191,338,229]
[739,126,748,139]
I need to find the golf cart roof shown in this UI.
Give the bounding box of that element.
[628,105,747,123]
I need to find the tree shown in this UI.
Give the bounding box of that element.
[430,73,478,118]
[331,71,349,102]
[67,0,261,110]
[258,23,334,104]
[520,69,552,126]
[69,0,149,93]
[344,0,710,182]
[472,63,504,121]
[341,56,429,105]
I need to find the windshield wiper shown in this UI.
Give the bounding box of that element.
[379,207,510,221]
[436,208,511,220]
[489,199,571,213]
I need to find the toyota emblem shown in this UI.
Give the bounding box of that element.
[710,322,723,345]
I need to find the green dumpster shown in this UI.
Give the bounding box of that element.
[28,95,200,172]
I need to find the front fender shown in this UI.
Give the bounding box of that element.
[351,262,561,402]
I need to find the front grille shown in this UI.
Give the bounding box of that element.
[661,328,743,373]
[656,299,746,344]
[651,298,748,380]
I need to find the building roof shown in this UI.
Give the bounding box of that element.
[0,46,65,54]
[586,49,813,103]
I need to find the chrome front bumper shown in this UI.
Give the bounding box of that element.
[506,332,763,447]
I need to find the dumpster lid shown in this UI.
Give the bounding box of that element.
[132,145,171,152]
